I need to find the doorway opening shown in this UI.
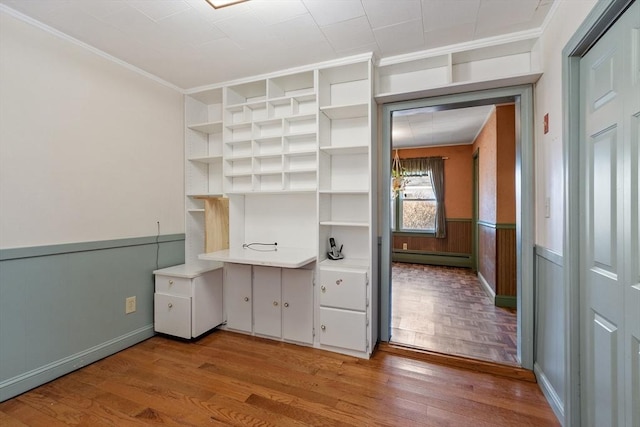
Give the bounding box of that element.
[380,86,535,370]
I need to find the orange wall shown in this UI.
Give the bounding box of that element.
[397,144,473,219]
[472,109,497,223]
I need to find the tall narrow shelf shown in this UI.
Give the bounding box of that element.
[316,57,376,358]
[185,87,225,261]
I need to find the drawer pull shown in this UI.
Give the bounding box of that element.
[244,297,249,302]
[283,302,289,308]
[169,280,174,285]
[321,324,326,331]
[273,301,278,306]
[321,285,326,292]
[336,279,342,285]
[168,303,173,308]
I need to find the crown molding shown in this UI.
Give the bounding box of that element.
[539,0,562,34]
[0,4,184,93]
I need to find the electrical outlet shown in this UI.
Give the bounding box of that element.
[402,243,408,250]
[125,296,136,314]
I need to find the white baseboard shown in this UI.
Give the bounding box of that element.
[477,271,496,299]
[0,325,154,402]
[534,362,565,425]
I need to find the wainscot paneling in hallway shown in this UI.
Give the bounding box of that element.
[0,331,560,426]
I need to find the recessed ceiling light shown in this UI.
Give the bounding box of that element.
[205,0,250,9]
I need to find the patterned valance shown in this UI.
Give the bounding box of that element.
[398,157,437,177]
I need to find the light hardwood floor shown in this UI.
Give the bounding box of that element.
[391,263,518,365]
[0,331,559,426]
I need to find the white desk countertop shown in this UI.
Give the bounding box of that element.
[152,260,224,278]
[199,246,317,269]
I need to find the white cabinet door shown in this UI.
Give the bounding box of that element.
[253,266,282,338]
[225,263,252,332]
[154,293,191,339]
[319,307,366,352]
[282,269,313,344]
[319,268,367,311]
[192,269,223,337]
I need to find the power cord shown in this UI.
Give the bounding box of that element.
[155,221,160,270]
[242,242,278,252]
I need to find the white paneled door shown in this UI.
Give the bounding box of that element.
[580,2,640,426]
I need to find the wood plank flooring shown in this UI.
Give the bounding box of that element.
[0,331,559,426]
[391,263,518,365]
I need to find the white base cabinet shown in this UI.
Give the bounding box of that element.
[223,263,314,344]
[153,262,224,339]
[224,263,252,333]
[318,265,369,354]
[253,266,282,338]
[282,269,314,344]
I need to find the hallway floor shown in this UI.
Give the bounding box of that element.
[391,262,518,365]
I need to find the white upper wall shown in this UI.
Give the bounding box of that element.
[0,10,185,249]
[534,0,597,253]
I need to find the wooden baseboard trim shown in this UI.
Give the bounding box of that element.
[495,295,517,308]
[378,342,536,383]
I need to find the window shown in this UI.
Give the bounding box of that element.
[392,175,437,232]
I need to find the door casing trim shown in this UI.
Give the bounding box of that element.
[380,86,535,370]
[562,1,634,425]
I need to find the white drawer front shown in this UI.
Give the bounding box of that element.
[319,268,367,311]
[319,307,366,352]
[154,293,191,339]
[155,275,191,297]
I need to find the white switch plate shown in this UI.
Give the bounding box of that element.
[402,243,408,250]
[125,296,136,314]
[545,197,551,218]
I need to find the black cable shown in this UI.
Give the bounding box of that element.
[155,221,160,270]
[242,242,278,251]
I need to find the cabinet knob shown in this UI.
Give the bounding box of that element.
[283,302,289,308]
[336,279,342,285]
[169,280,174,285]
[321,324,326,331]
[244,296,249,302]
[273,301,278,306]
[168,303,173,308]
[321,285,326,292]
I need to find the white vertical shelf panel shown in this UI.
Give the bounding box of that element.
[185,88,224,262]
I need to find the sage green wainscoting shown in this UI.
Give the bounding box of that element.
[533,245,565,422]
[0,234,185,402]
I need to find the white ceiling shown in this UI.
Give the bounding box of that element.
[392,104,495,148]
[0,0,554,90]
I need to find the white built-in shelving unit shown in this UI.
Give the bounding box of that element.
[180,34,540,355]
[375,36,542,102]
[182,54,376,358]
[316,59,376,356]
